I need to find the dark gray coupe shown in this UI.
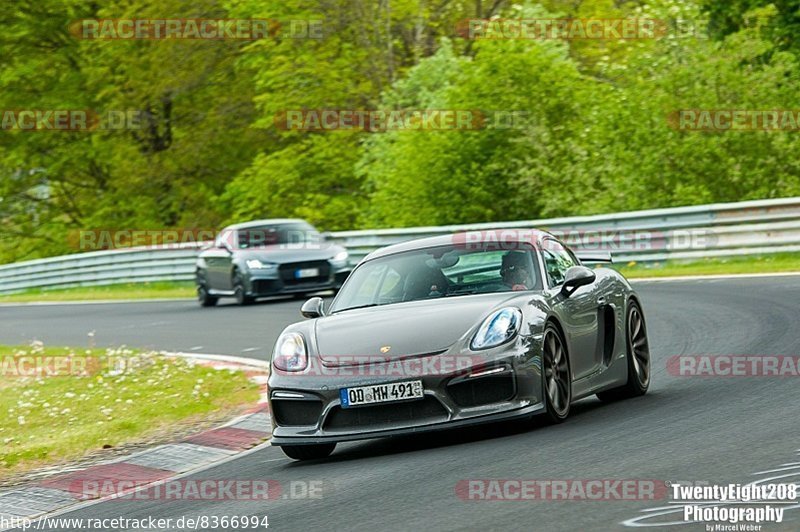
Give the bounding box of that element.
[268,230,651,460]
[195,219,351,306]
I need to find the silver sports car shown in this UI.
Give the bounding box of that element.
[268,230,651,460]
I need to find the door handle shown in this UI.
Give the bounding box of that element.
[597,297,607,305]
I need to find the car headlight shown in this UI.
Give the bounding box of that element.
[470,307,522,350]
[273,333,308,372]
[246,259,275,270]
[331,250,349,263]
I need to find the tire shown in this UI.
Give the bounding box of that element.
[232,271,254,306]
[597,300,651,402]
[541,322,571,423]
[280,444,336,461]
[197,285,218,307]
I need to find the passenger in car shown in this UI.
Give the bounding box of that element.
[403,264,450,300]
[501,251,534,291]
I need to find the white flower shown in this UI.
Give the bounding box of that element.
[17,416,25,425]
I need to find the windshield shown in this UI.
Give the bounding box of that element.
[235,223,319,249]
[330,244,542,313]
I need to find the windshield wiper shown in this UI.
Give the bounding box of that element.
[332,303,380,313]
[445,289,479,297]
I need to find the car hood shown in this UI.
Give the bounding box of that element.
[315,292,523,365]
[235,244,344,264]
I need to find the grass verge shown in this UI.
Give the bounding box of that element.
[616,252,800,278]
[0,343,259,479]
[0,281,195,303]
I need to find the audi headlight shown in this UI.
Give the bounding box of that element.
[331,250,349,263]
[246,259,275,270]
[470,307,522,350]
[273,333,308,372]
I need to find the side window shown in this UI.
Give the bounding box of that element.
[542,240,577,287]
[353,264,387,301]
[378,269,402,298]
[348,264,402,305]
[215,228,234,249]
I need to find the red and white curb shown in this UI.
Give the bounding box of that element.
[0,352,272,528]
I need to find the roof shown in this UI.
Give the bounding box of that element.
[363,229,554,262]
[222,219,311,231]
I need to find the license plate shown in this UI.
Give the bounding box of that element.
[340,380,423,408]
[295,268,319,279]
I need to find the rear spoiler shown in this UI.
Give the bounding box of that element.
[575,251,613,264]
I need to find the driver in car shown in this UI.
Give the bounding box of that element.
[501,251,533,291]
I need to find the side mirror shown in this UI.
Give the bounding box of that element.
[561,266,596,297]
[300,297,325,319]
[320,231,333,242]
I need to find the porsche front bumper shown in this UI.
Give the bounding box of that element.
[267,335,543,446]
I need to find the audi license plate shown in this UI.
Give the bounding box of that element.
[295,268,319,279]
[340,380,423,408]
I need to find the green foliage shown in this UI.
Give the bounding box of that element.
[2,0,800,261]
[221,134,363,229]
[0,0,264,262]
[361,0,800,224]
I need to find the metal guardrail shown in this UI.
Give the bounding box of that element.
[1,197,800,294]
[328,197,800,264]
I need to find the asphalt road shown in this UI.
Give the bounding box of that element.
[0,296,318,360]
[6,276,800,531]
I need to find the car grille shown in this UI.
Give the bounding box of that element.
[278,261,331,286]
[447,373,515,407]
[271,399,324,426]
[323,396,448,430]
[252,279,279,295]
